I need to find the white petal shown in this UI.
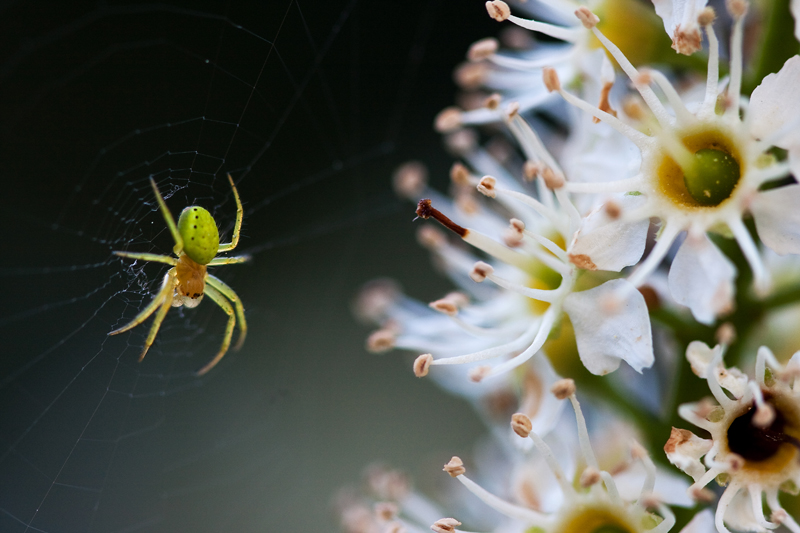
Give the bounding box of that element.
[680,509,715,533]
[664,426,712,482]
[567,197,649,272]
[793,0,800,42]
[563,279,653,375]
[651,0,708,55]
[752,184,800,255]
[748,55,800,147]
[668,232,736,325]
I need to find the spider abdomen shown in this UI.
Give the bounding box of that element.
[175,254,207,307]
[178,206,219,265]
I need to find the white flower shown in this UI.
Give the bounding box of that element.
[651,0,709,55]
[537,3,800,324]
[434,380,679,533]
[665,342,800,533]
[439,0,669,129]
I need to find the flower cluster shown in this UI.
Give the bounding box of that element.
[347,0,800,531]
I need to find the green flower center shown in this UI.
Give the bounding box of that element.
[682,149,741,206]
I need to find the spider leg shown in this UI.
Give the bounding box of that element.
[149,177,184,256]
[206,274,247,350]
[195,284,236,376]
[217,173,243,253]
[138,271,176,362]
[207,255,251,266]
[113,251,178,266]
[109,269,175,335]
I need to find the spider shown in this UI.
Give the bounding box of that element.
[110,174,249,375]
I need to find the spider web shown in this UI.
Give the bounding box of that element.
[0,0,495,531]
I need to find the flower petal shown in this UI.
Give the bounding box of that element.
[752,184,800,255]
[668,232,736,325]
[563,279,653,375]
[748,55,800,147]
[567,197,649,272]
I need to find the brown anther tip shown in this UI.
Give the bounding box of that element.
[551,378,576,399]
[454,62,488,90]
[604,201,621,219]
[367,329,396,353]
[697,7,716,26]
[771,509,789,524]
[443,457,465,477]
[523,160,541,181]
[634,71,653,87]
[444,129,478,155]
[417,225,446,249]
[484,93,502,110]
[416,198,434,219]
[753,403,776,428]
[726,0,748,19]
[511,413,533,438]
[542,67,561,93]
[715,323,736,345]
[435,107,463,133]
[505,101,520,118]
[510,218,525,232]
[579,466,601,487]
[430,298,458,316]
[450,162,471,186]
[469,365,491,382]
[414,354,433,377]
[431,517,462,533]
[470,261,494,283]
[477,175,497,198]
[575,6,599,28]
[374,502,399,521]
[486,0,510,22]
[392,161,428,199]
[622,96,646,121]
[639,493,661,510]
[727,453,744,471]
[672,26,703,56]
[689,485,716,503]
[468,37,499,61]
[541,167,565,190]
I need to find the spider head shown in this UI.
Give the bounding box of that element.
[178,206,220,265]
[174,293,204,308]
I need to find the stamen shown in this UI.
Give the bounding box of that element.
[526,422,575,495]
[701,22,720,117]
[705,346,738,412]
[548,74,651,148]
[483,306,559,377]
[726,4,746,120]
[451,469,550,523]
[430,321,541,366]
[568,394,600,470]
[487,0,581,42]
[587,20,673,128]
[631,440,657,502]
[562,176,645,194]
[767,490,800,533]
[484,269,561,302]
[715,482,741,533]
[728,217,770,295]
[647,70,695,125]
[626,223,681,288]
[749,485,777,530]
[467,37,498,61]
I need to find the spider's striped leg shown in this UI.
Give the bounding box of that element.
[217,173,243,253]
[138,270,176,362]
[196,284,236,376]
[109,270,174,335]
[207,255,250,266]
[206,274,247,349]
[113,252,178,266]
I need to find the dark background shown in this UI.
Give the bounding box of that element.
[0,0,497,530]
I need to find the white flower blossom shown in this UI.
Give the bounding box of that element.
[665,342,800,533]
[534,2,800,324]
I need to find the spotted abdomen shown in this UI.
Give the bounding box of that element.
[178,206,219,265]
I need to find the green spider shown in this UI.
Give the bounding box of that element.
[110,174,249,375]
